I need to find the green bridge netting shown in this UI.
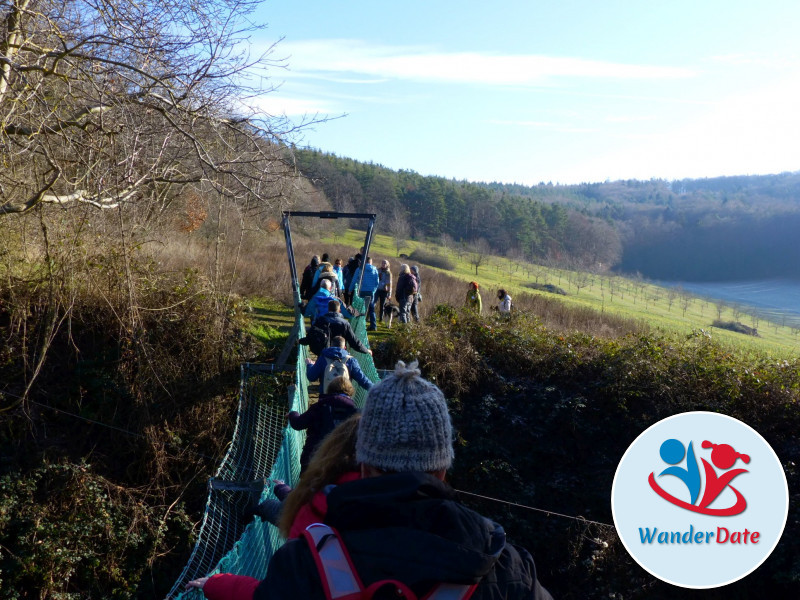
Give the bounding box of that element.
[168,293,379,599]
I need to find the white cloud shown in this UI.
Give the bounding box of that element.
[551,73,800,183]
[249,94,339,117]
[709,53,795,69]
[278,39,696,86]
[490,119,598,133]
[604,115,656,124]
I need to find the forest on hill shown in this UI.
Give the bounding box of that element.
[294,149,800,282]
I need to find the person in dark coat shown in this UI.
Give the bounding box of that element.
[299,255,320,300]
[395,263,418,324]
[410,264,421,323]
[186,362,552,600]
[260,361,553,600]
[314,301,372,357]
[375,260,392,323]
[289,376,358,471]
[342,249,363,305]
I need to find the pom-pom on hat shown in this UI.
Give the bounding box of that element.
[356,360,453,473]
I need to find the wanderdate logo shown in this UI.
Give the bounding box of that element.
[612,412,788,588]
[649,438,750,516]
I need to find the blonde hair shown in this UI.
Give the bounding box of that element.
[400,263,410,274]
[278,414,361,538]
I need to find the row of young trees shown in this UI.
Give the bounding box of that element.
[295,149,623,270]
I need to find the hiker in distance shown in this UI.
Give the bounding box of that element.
[497,288,512,313]
[348,256,380,331]
[395,263,418,324]
[465,281,482,313]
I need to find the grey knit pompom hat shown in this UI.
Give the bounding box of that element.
[356,360,454,473]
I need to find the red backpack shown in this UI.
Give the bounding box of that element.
[303,523,478,600]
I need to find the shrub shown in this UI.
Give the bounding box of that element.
[408,248,456,271]
[524,281,568,295]
[713,319,760,336]
[0,462,194,599]
[384,309,800,598]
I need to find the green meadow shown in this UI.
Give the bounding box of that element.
[330,229,799,357]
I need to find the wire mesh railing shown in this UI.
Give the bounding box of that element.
[168,294,377,599]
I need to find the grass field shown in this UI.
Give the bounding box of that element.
[326,229,799,357]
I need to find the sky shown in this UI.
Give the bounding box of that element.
[247,1,800,185]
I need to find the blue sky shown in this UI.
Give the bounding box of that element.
[249,1,800,185]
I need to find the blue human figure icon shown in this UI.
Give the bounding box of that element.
[658,438,701,505]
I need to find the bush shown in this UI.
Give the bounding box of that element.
[408,248,456,271]
[384,309,800,598]
[524,281,567,295]
[0,462,194,599]
[713,319,760,336]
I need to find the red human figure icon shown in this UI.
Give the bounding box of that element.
[697,441,750,513]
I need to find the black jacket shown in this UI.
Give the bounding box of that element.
[315,312,370,355]
[288,392,358,469]
[300,262,318,300]
[256,472,552,600]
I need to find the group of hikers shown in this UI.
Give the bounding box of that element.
[299,250,513,331]
[186,358,552,599]
[183,249,544,600]
[299,251,422,330]
[465,281,513,314]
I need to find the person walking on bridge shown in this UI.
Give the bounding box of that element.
[304,280,352,324]
[258,361,553,600]
[186,361,552,600]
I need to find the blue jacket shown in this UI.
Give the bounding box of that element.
[333,266,345,290]
[306,347,374,391]
[349,263,380,294]
[305,289,352,322]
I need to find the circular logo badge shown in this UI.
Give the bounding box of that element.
[611,411,788,588]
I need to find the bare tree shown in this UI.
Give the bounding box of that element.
[715,299,726,320]
[0,0,314,405]
[667,288,678,312]
[679,290,692,317]
[388,207,410,256]
[438,233,454,255]
[469,238,491,276]
[0,0,308,218]
[572,270,591,295]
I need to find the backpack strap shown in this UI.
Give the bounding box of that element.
[421,582,478,600]
[303,523,479,600]
[304,523,364,600]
